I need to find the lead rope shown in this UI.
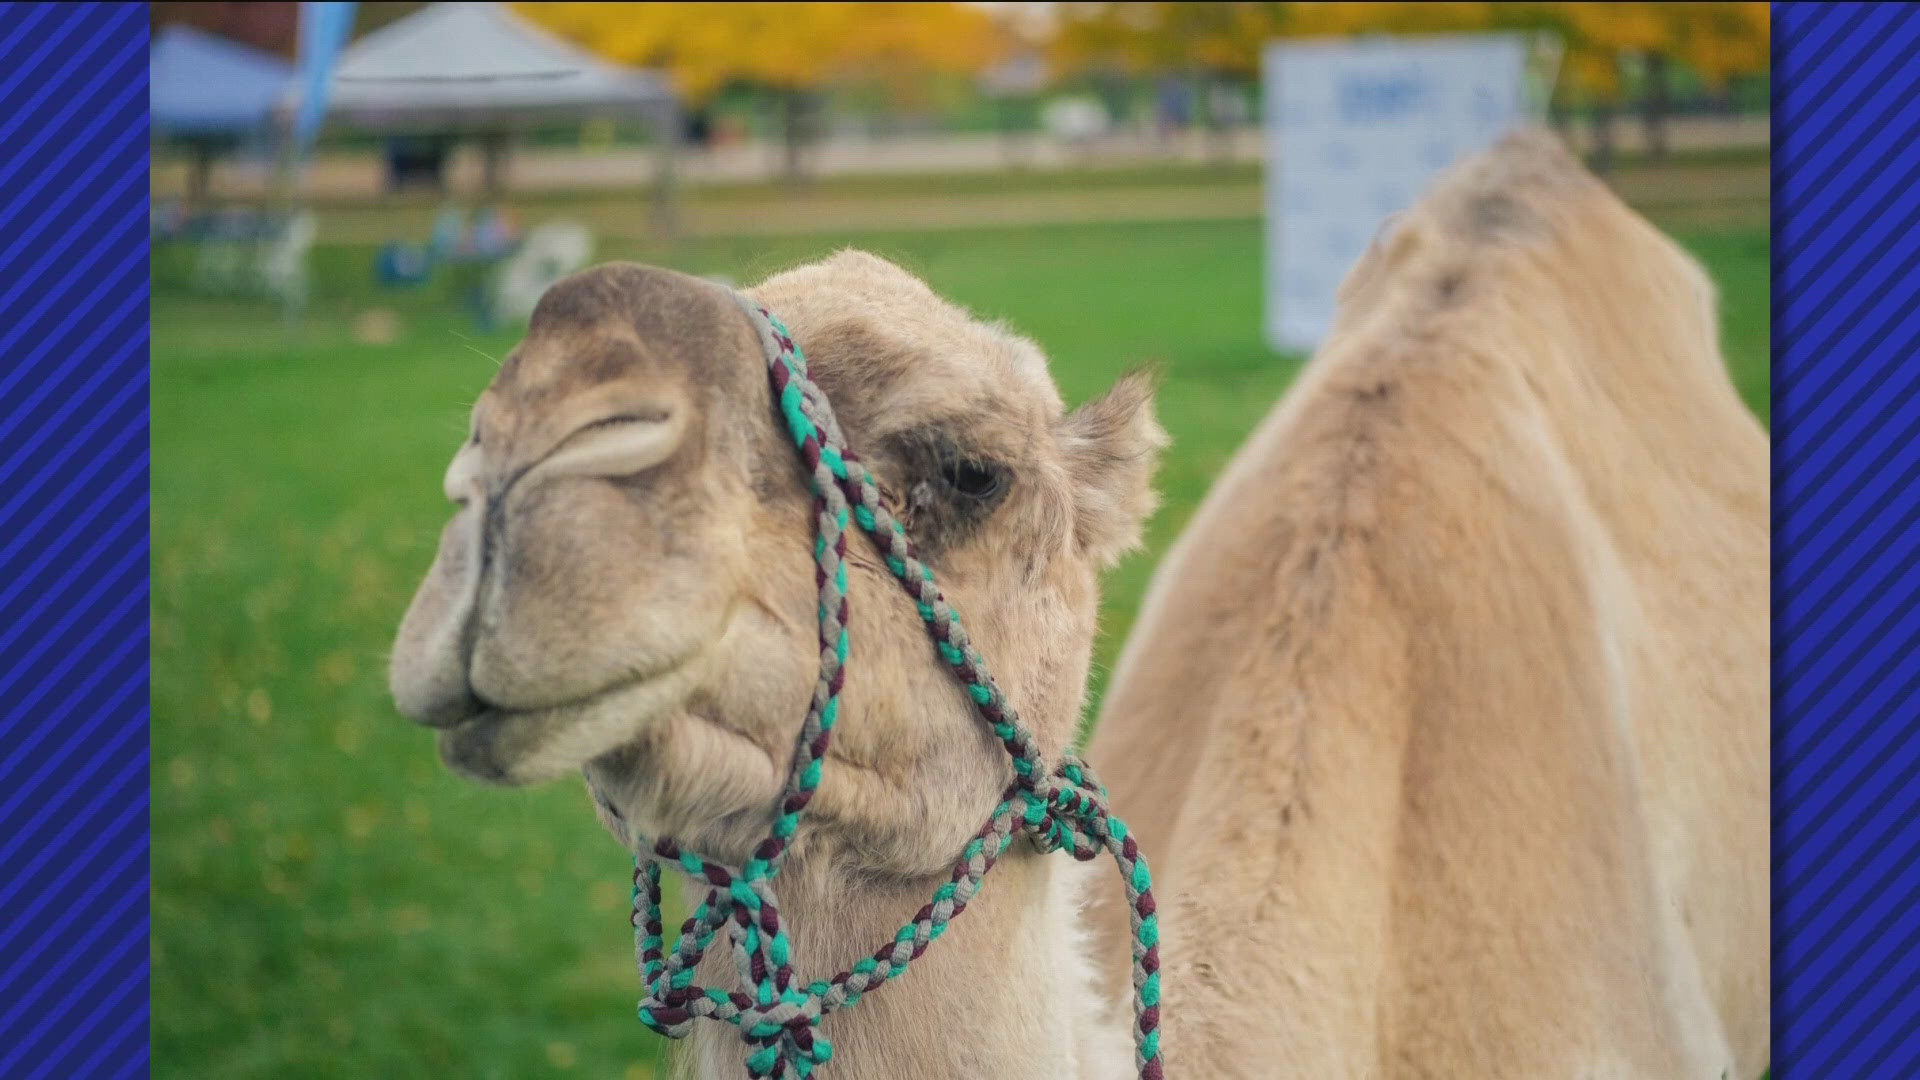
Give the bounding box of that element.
[627,299,1164,1079]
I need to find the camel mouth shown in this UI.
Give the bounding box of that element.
[428,600,754,787]
[436,707,547,785]
[435,655,712,787]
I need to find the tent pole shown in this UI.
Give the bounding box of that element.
[651,99,679,243]
[480,132,510,197]
[187,143,215,206]
[271,114,306,329]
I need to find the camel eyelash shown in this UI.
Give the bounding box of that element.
[939,458,1007,501]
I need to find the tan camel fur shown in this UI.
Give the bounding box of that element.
[391,250,1166,1079]
[1087,130,1768,1078]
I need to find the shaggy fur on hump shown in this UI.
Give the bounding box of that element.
[1087,129,1768,1078]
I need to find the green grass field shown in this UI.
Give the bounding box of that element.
[152,213,1768,1077]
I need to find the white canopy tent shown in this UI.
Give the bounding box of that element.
[281,1,680,229]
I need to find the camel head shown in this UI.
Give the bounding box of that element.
[390,251,1164,872]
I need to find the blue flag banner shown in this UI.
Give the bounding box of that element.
[292,1,357,155]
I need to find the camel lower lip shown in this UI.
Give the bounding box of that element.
[435,691,617,785]
[430,666,696,786]
[437,669,661,739]
[436,710,518,783]
[427,632,726,787]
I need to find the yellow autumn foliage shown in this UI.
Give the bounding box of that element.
[517,2,1004,101]
[521,2,1766,109]
[1051,2,1769,101]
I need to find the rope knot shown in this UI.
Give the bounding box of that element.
[1014,755,1113,859]
[744,1021,832,1079]
[741,996,831,1077]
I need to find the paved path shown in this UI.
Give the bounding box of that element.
[279,154,1765,248]
[156,115,1768,203]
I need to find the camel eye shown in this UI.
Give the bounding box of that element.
[941,459,1005,501]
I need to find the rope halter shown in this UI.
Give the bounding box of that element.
[626,297,1165,1079]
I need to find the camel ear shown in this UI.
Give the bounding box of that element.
[1056,369,1168,567]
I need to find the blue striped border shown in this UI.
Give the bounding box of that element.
[1774,2,1920,1076]
[0,4,150,1077]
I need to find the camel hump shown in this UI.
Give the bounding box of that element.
[1089,128,1767,1077]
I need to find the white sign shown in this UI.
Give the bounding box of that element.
[1263,35,1532,352]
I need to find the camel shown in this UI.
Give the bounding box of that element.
[390,249,1167,1078]
[1087,130,1768,1078]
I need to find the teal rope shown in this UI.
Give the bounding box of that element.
[627,300,1165,1079]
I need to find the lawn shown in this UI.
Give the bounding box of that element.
[151,214,1768,1077]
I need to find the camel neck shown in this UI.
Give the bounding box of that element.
[677,846,1126,1080]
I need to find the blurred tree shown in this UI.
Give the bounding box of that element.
[1662,3,1771,97]
[150,1,300,58]
[1549,3,1672,166]
[354,2,433,38]
[1510,3,1768,165]
[1051,4,1508,160]
[1051,3,1281,161]
[1050,2,1769,169]
[149,2,437,56]
[517,2,1003,182]
[1052,3,1524,83]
